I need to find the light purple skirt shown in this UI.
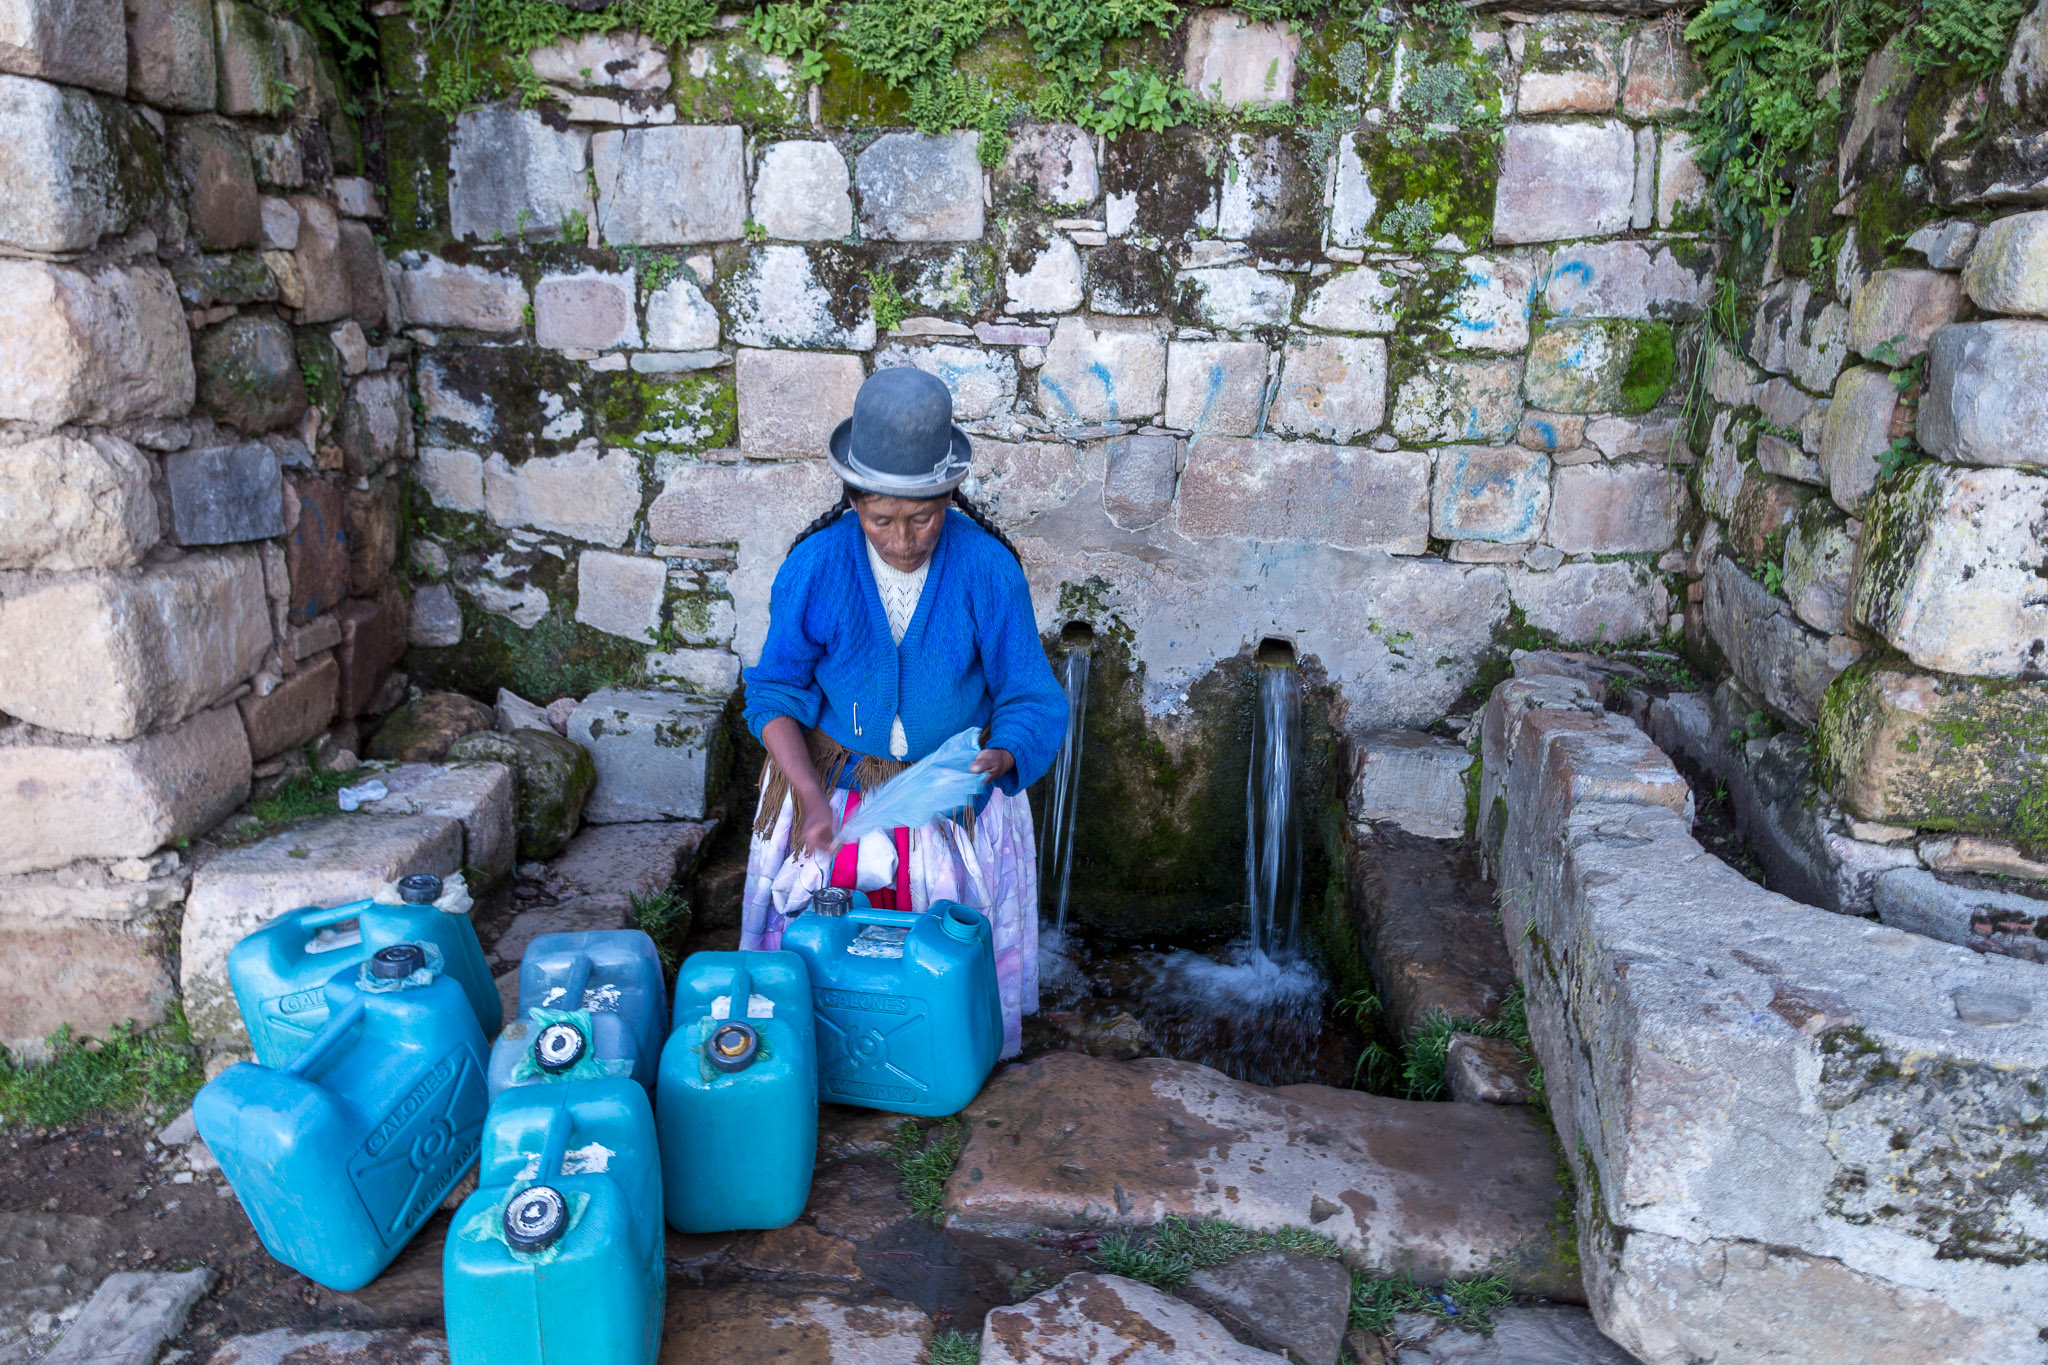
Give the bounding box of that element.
[739,781,1040,1058]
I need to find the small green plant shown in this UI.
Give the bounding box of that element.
[0,1010,205,1129]
[521,301,536,329]
[887,1118,965,1221]
[1875,435,1922,482]
[1092,1216,1342,1289]
[629,888,691,973]
[742,0,833,82]
[743,218,768,243]
[270,77,301,108]
[836,0,998,90]
[411,0,717,118]
[617,245,685,293]
[1082,66,1209,136]
[1378,198,1439,251]
[1350,1270,1513,1335]
[1334,986,1400,1092]
[227,760,363,845]
[926,1329,980,1365]
[560,208,589,244]
[865,266,909,331]
[1761,560,1785,594]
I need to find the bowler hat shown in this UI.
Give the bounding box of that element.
[827,368,972,498]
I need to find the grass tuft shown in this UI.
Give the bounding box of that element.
[888,1118,966,1222]
[1091,1215,1341,1289]
[221,760,362,845]
[0,1009,205,1130]
[629,887,692,974]
[925,1328,980,1364]
[1349,1269,1514,1336]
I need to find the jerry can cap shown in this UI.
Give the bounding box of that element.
[707,1021,759,1073]
[370,943,427,979]
[809,887,852,917]
[504,1184,568,1252]
[397,873,443,905]
[533,1021,588,1073]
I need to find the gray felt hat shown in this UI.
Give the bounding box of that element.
[827,368,972,498]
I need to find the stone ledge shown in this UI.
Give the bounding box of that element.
[1480,673,2048,1363]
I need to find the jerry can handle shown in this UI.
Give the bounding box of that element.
[284,998,368,1078]
[848,907,922,930]
[534,1099,573,1184]
[559,954,593,1012]
[295,901,373,934]
[729,962,752,1006]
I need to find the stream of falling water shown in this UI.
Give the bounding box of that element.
[1039,648,1091,936]
[1245,659,1302,956]
[1036,649,1336,1086]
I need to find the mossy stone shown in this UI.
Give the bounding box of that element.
[671,33,808,126]
[1818,663,2048,842]
[448,728,597,859]
[366,691,496,762]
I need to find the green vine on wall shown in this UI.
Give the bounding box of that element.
[1684,0,2031,259]
[410,0,719,116]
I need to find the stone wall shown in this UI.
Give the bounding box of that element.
[0,0,410,1055]
[376,6,1706,734]
[1480,670,2048,1364]
[1664,0,2048,944]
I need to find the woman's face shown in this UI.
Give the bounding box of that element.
[852,494,947,573]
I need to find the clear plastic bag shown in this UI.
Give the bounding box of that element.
[836,727,990,846]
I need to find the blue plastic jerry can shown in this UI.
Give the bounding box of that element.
[226,873,502,1068]
[657,951,816,1233]
[780,895,1002,1116]
[487,931,667,1098]
[444,1078,664,1365]
[195,943,491,1291]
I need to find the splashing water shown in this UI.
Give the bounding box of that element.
[1246,661,1301,956]
[1137,944,1329,1086]
[1039,648,1091,935]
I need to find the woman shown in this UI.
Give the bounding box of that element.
[738,367,1069,1057]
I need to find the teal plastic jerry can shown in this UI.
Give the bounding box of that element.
[444,1078,664,1365]
[226,873,502,1067]
[195,943,491,1291]
[488,931,667,1098]
[657,951,816,1233]
[780,897,1001,1116]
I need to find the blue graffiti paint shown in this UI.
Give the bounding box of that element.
[1199,361,1226,425]
[1038,375,1078,418]
[1088,361,1118,419]
[1528,420,1558,450]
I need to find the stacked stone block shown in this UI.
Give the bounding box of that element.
[385,8,1704,729]
[0,0,413,1055]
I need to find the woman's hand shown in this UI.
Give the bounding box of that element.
[794,794,837,859]
[969,747,1015,781]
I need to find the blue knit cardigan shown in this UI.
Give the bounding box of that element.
[742,509,1070,800]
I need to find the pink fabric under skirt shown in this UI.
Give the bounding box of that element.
[739,782,1040,1058]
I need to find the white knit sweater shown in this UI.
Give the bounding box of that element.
[864,538,928,758]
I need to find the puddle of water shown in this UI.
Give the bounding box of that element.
[1032,926,1363,1088]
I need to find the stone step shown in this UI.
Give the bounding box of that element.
[544,820,715,901]
[658,1284,932,1364]
[1388,1306,1638,1364]
[1182,1250,1353,1365]
[40,1269,215,1365]
[1344,825,1517,1040]
[210,1329,450,1364]
[567,689,725,824]
[983,1272,1286,1364]
[942,1053,1577,1295]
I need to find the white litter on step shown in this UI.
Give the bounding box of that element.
[336,780,388,811]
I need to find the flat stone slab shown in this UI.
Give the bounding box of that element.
[943,1053,1573,1292]
[658,1285,931,1363]
[1351,732,1473,840]
[566,689,726,823]
[180,813,464,1050]
[1391,1307,1636,1363]
[1182,1250,1352,1365]
[360,761,516,884]
[210,1329,450,1363]
[41,1268,215,1365]
[545,820,713,900]
[983,1272,1286,1364]
[490,892,633,965]
[1346,827,1518,1042]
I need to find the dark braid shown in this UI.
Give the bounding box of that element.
[787,483,1023,566]
[950,489,1024,564]
[786,487,854,553]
